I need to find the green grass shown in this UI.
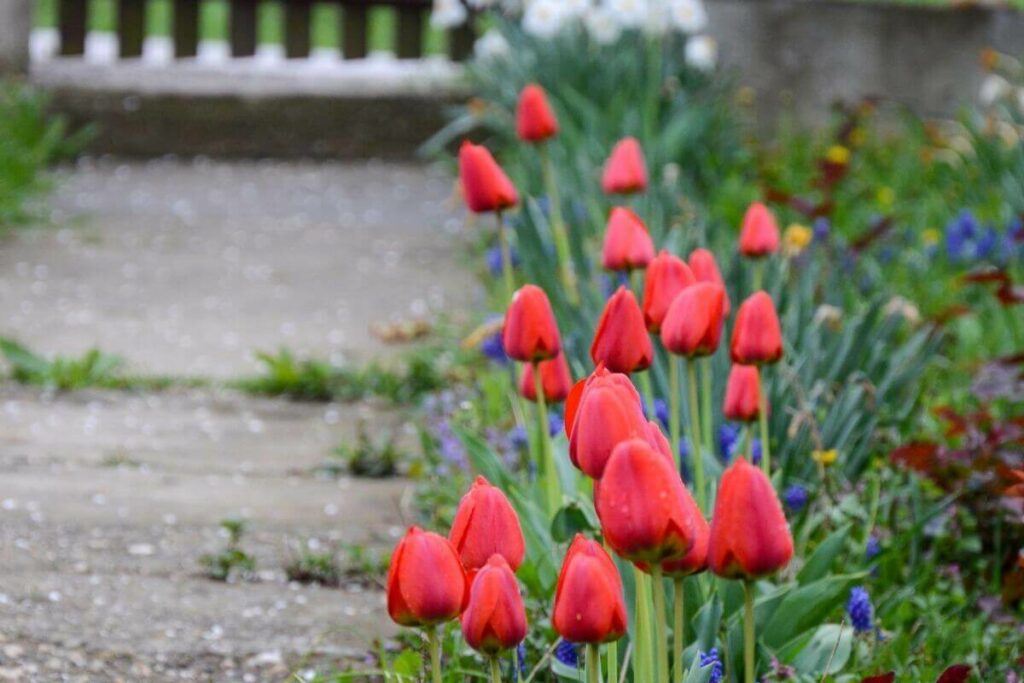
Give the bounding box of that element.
[33,0,448,54]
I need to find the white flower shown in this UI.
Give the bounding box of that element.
[979,74,1010,107]
[523,0,567,38]
[685,34,717,71]
[669,0,707,34]
[643,1,670,37]
[430,0,467,28]
[474,28,511,62]
[606,0,648,29]
[562,0,593,19]
[584,6,622,44]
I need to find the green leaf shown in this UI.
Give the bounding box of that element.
[762,573,864,649]
[783,623,853,674]
[797,524,852,585]
[550,501,596,543]
[390,649,423,678]
[682,654,714,683]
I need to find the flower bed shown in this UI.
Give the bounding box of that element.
[346,5,1022,682]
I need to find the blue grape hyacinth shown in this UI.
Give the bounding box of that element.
[783,484,809,511]
[554,640,579,668]
[698,648,723,683]
[847,586,873,633]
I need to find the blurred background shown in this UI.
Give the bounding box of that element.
[0,0,1021,681]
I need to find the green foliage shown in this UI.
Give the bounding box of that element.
[285,546,341,587]
[199,518,256,582]
[236,346,449,404]
[0,83,84,228]
[0,337,124,391]
[332,421,406,478]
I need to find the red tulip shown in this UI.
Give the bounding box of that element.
[516,84,558,142]
[458,141,518,214]
[553,534,628,644]
[567,367,649,478]
[660,282,726,358]
[520,352,573,403]
[643,250,696,332]
[387,526,468,627]
[449,476,526,573]
[722,364,763,422]
[738,202,780,257]
[595,439,696,564]
[461,555,528,655]
[657,508,709,577]
[688,247,731,316]
[707,458,794,578]
[591,286,654,374]
[502,284,561,362]
[602,207,655,271]
[602,137,648,195]
[730,291,783,365]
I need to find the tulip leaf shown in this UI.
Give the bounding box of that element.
[550,657,583,681]
[456,425,516,490]
[763,573,864,650]
[797,524,852,585]
[782,623,852,674]
[682,655,714,683]
[390,649,422,678]
[550,501,596,543]
[691,595,722,653]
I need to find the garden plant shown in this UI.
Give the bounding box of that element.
[361,3,1024,682]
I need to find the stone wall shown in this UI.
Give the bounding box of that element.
[706,0,1024,125]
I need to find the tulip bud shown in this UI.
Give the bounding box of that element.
[591,286,654,374]
[688,247,731,316]
[656,510,709,577]
[595,439,696,564]
[387,526,468,627]
[722,364,763,422]
[516,84,559,142]
[567,367,649,478]
[502,284,562,363]
[601,137,648,195]
[660,282,726,358]
[602,207,655,272]
[707,458,794,578]
[520,352,573,403]
[458,141,518,214]
[738,202,780,257]
[461,555,528,655]
[449,476,526,573]
[730,291,783,365]
[643,250,696,333]
[553,534,628,644]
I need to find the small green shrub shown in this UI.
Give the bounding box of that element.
[199,518,256,582]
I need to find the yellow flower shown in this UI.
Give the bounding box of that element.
[812,449,838,466]
[922,228,940,247]
[461,318,503,350]
[825,145,850,165]
[783,223,813,257]
[876,186,895,209]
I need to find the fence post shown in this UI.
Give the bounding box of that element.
[0,0,32,74]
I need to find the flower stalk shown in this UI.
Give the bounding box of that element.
[743,580,755,683]
[651,566,670,683]
[534,361,560,515]
[686,360,706,511]
[758,377,770,474]
[428,625,443,683]
[587,644,601,683]
[673,577,685,683]
[669,355,681,470]
[539,143,578,304]
[496,209,515,303]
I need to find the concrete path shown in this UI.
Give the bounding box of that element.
[0,160,473,681]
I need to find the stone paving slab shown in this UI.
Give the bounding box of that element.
[0,158,472,378]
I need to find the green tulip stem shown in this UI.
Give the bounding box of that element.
[700,357,714,457]
[633,566,654,683]
[686,360,706,511]
[743,580,755,683]
[651,566,670,683]
[587,644,601,683]
[534,362,560,515]
[673,577,685,683]
[758,370,770,475]
[427,625,442,683]
[742,424,752,463]
[539,143,578,304]
[496,209,515,304]
[638,369,656,422]
[490,656,502,683]
[751,260,764,293]
[669,355,681,471]
[606,639,618,683]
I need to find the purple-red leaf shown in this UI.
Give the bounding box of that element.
[936,664,971,683]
